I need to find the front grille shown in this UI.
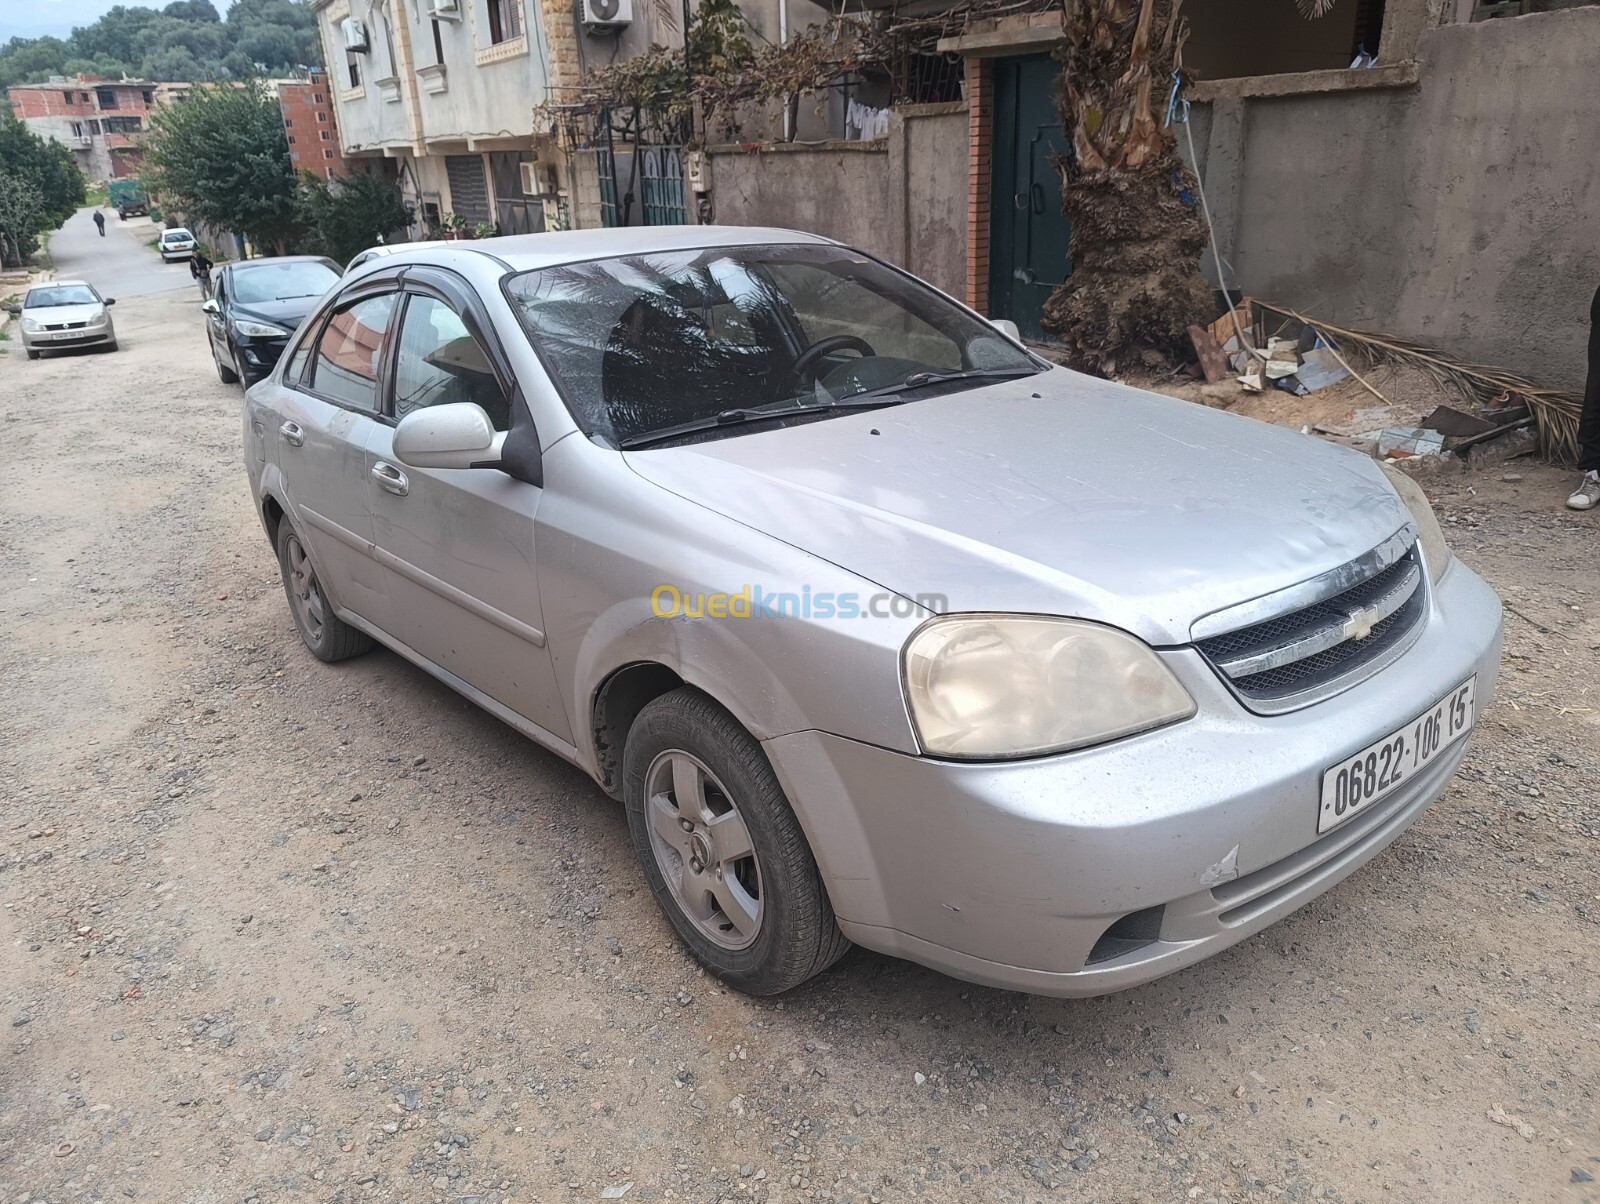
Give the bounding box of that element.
[44,321,88,330]
[1198,542,1426,712]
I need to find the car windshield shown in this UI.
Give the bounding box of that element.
[26,284,99,307]
[231,261,338,305]
[504,244,1041,445]
[163,230,192,243]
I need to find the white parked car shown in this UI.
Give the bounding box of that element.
[159,228,197,262]
[9,280,118,358]
[345,239,447,274]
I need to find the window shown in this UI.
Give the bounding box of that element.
[287,135,297,144]
[284,336,313,388]
[310,294,397,410]
[87,119,102,135]
[486,0,522,44]
[96,88,118,110]
[393,295,510,431]
[141,90,153,105]
[317,111,329,122]
[431,19,445,63]
[70,122,83,137]
[284,118,294,127]
[323,149,335,160]
[103,116,142,134]
[313,93,325,103]
[347,56,362,88]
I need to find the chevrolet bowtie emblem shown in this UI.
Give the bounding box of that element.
[1341,605,1383,642]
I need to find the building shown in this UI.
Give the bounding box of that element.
[277,72,354,179]
[8,76,157,182]
[307,0,827,238]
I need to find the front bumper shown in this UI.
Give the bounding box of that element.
[235,337,288,381]
[21,325,113,351]
[763,559,1502,997]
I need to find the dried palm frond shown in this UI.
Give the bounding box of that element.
[1260,303,1584,463]
[1295,0,1339,17]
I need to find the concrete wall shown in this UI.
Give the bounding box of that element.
[706,102,968,295]
[1191,8,1600,390]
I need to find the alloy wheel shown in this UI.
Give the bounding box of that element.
[284,534,326,646]
[643,750,764,950]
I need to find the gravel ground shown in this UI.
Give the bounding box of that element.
[2,289,1597,1204]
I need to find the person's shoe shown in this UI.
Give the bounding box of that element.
[1567,470,1600,510]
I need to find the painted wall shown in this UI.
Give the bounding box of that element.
[1191,8,1600,390]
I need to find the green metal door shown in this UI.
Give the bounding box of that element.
[989,54,1072,341]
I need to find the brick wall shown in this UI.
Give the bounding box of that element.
[964,57,993,315]
[278,75,351,179]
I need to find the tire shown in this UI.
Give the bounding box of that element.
[275,519,373,663]
[26,349,40,360]
[105,340,118,353]
[215,343,239,384]
[623,688,849,995]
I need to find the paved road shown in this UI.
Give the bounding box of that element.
[49,205,193,301]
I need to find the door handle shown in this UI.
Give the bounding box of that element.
[1031,182,1046,214]
[371,461,409,497]
[280,421,304,447]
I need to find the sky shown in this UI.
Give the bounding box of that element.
[1,0,222,41]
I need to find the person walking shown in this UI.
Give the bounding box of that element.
[1569,284,1600,510]
[189,247,214,300]
[92,209,106,237]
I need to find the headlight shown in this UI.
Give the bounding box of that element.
[234,318,289,338]
[903,614,1196,760]
[22,317,42,332]
[1378,462,1451,584]
[88,310,108,326]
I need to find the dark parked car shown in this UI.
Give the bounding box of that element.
[203,256,340,387]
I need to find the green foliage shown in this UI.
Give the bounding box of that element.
[0,0,321,88]
[297,171,409,265]
[142,78,301,253]
[0,115,88,267]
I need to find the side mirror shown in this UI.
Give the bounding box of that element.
[201,299,220,315]
[104,298,116,306]
[393,402,506,470]
[990,318,1022,342]
[4,303,19,316]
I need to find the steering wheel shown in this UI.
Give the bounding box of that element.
[792,334,876,385]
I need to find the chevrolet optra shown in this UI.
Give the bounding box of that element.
[241,227,1503,996]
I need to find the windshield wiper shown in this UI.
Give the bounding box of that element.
[844,366,1041,402]
[617,395,907,450]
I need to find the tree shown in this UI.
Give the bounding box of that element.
[1040,0,1214,375]
[298,171,410,265]
[142,79,302,253]
[0,116,86,266]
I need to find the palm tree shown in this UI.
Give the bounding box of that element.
[1040,0,1214,374]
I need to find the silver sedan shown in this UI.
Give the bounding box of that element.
[241,227,1503,997]
[10,280,118,358]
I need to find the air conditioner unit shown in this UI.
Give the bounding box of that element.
[519,160,556,196]
[425,0,460,18]
[341,17,370,52]
[581,0,632,31]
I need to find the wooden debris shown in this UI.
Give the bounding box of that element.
[1187,324,1231,384]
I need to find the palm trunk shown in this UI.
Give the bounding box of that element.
[1041,0,1214,375]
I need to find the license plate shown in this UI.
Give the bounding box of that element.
[1318,677,1476,834]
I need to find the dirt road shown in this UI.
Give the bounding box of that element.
[2,260,1598,1204]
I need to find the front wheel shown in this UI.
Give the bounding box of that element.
[214,342,239,384]
[275,520,372,663]
[623,688,849,995]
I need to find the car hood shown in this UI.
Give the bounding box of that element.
[622,369,1413,645]
[26,303,104,324]
[231,297,317,332]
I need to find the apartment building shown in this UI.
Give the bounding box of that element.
[8,77,157,182]
[309,0,829,237]
[277,72,356,180]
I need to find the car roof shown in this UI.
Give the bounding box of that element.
[374,225,836,273]
[35,279,92,289]
[225,255,339,269]
[162,228,192,236]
